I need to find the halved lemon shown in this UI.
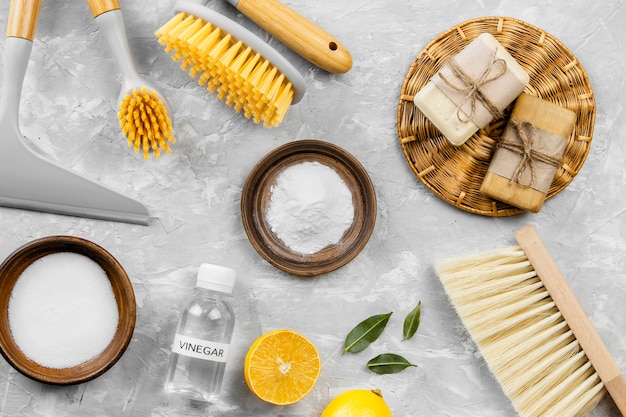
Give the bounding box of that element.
[244,329,321,405]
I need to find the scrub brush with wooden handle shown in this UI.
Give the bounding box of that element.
[155,0,306,128]
[219,0,352,74]
[88,0,175,159]
[435,225,626,417]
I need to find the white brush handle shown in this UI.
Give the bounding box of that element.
[87,0,171,113]
[227,0,352,73]
[86,0,140,85]
[515,225,626,415]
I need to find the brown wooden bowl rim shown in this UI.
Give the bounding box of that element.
[0,236,136,385]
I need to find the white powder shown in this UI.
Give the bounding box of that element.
[8,252,120,369]
[266,161,355,255]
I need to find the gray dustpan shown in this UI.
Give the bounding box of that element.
[0,0,150,225]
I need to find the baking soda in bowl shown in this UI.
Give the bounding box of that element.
[266,161,355,255]
[8,252,119,369]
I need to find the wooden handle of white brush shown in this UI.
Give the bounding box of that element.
[515,225,626,415]
[234,0,352,73]
[87,0,120,18]
[7,0,41,40]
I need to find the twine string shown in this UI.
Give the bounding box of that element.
[497,119,562,186]
[438,49,507,124]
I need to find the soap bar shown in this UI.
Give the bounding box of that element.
[414,33,530,146]
[480,93,577,213]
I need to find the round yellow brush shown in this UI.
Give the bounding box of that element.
[155,0,307,128]
[88,0,175,159]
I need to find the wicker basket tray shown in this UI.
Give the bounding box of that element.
[397,16,595,216]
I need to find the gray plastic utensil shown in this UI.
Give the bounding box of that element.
[88,0,173,115]
[0,0,150,225]
[88,0,175,159]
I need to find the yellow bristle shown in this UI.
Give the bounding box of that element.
[267,81,293,127]
[228,45,252,76]
[186,23,217,77]
[166,15,198,61]
[247,60,269,94]
[240,62,269,122]
[178,20,205,71]
[196,24,221,56]
[231,53,261,100]
[196,28,223,82]
[118,88,175,160]
[254,66,277,110]
[155,12,186,49]
[155,12,184,36]
[208,33,233,60]
[206,36,236,97]
[435,247,606,417]
[168,15,196,41]
[237,50,261,82]
[224,47,253,99]
[222,53,257,109]
[155,13,295,126]
[218,41,243,78]
[266,72,286,102]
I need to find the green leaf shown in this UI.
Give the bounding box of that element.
[403,301,421,340]
[367,353,417,374]
[343,312,393,354]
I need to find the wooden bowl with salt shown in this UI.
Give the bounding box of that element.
[0,236,136,385]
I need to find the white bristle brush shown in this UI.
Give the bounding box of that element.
[435,225,626,417]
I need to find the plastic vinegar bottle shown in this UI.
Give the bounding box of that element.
[164,264,236,402]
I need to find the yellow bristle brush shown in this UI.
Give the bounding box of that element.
[88,0,175,159]
[155,0,306,128]
[435,225,626,417]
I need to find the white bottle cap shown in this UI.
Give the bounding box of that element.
[196,263,236,294]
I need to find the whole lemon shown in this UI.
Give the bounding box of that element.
[320,389,393,417]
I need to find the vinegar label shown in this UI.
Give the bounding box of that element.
[172,334,230,363]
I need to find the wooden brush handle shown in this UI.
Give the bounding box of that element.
[7,0,41,40]
[87,0,120,18]
[233,0,352,73]
[515,225,626,415]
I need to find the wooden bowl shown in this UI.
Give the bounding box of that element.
[0,236,136,385]
[241,140,377,277]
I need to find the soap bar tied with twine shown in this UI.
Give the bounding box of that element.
[496,119,564,192]
[432,33,528,129]
[480,93,577,213]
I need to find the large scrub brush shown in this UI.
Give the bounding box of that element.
[155,0,306,128]
[88,0,175,160]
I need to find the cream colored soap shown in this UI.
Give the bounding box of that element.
[414,82,479,146]
[414,33,530,146]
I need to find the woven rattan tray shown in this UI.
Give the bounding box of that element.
[397,16,595,216]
